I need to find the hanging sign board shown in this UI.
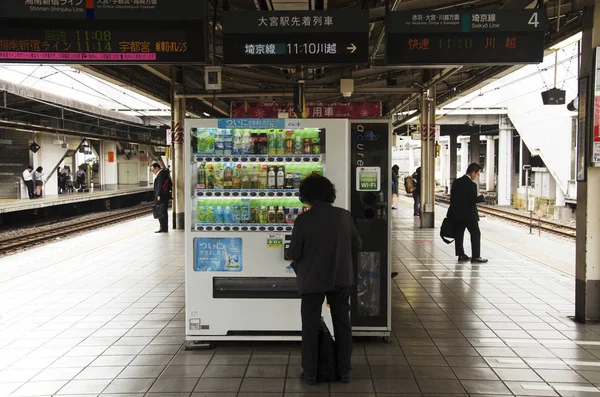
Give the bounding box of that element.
[222,10,369,65]
[0,0,208,64]
[386,9,546,65]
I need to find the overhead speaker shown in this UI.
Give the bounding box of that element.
[541,88,566,105]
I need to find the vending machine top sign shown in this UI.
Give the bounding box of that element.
[222,10,369,65]
[0,0,208,64]
[385,9,546,65]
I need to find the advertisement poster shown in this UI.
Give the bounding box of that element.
[356,167,381,191]
[267,234,283,248]
[194,238,243,272]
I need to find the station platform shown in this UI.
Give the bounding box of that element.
[0,186,153,215]
[0,198,595,397]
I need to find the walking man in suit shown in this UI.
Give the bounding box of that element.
[447,163,488,263]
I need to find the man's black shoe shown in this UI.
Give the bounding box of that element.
[340,375,351,383]
[155,230,165,233]
[458,255,471,262]
[300,373,316,385]
[391,272,399,279]
[471,257,488,264]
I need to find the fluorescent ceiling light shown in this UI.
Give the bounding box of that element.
[203,112,211,117]
[549,32,582,51]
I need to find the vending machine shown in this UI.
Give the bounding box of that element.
[185,118,391,342]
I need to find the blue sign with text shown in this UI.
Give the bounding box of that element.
[194,237,243,272]
[217,118,285,129]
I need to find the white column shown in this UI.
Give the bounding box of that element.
[408,141,415,173]
[102,141,118,190]
[556,184,566,207]
[498,116,513,206]
[486,136,495,191]
[460,137,469,175]
[440,140,448,190]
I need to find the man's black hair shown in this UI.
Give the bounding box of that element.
[151,163,161,170]
[27,165,33,170]
[299,174,336,205]
[466,163,481,174]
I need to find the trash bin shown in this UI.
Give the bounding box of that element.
[16,178,28,199]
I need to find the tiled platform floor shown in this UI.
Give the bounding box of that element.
[0,197,596,397]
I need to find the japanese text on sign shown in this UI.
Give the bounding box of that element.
[257,15,333,27]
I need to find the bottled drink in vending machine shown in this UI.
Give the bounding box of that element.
[259,206,268,224]
[232,130,242,155]
[223,164,233,189]
[294,135,303,155]
[207,165,215,189]
[259,165,268,189]
[259,133,268,155]
[251,131,259,154]
[268,166,276,189]
[242,130,252,155]
[267,130,276,155]
[285,130,294,154]
[276,166,285,189]
[250,165,259,189]
[232,164,241,189]
[223,129,233,155]
[197,163,206,190]
[285,171,294,189]
[241,165,250,189]
[267,206,276,223]
[214,129,224,155]
[276,130,285,155]
[276,206,285,224]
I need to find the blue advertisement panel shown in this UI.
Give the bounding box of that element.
[217,118,285,129]
[194,237,243,272]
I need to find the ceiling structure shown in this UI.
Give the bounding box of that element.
[77,0,585,131]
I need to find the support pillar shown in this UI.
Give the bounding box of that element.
[420,83,436,228]
[449,134,458,189]
[470,135,481,166]
[440,140,448,191]
[485,136,496,191]
[576,1,600,322]
[498,116,513,206]
[460,137,469,175]
[171,66,185,230]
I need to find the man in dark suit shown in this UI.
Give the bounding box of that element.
[151,163,171,233]
[286,175,362,385]
[447,163,488,263]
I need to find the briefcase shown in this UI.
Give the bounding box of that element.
[440,217,456,244]
[317,317,339,382]
[153,204,167,219]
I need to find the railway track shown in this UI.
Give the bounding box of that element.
[435,195,576,239]
[0,204,155,256]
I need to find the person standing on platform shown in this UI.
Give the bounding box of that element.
[412,167,421,218]
[33,166,44,198]
[22,165,34,199]
[447,163,488,264]
[151,163,171,233]
[391,165,399,210]
[286,175,362,385]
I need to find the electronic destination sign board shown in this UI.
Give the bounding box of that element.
[386,9,546,65]
[222,10,369,65]
[0,0,208,64]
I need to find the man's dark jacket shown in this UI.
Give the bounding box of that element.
[153,169,171,202]
[447,175,484,222]
[286,202,362,295]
